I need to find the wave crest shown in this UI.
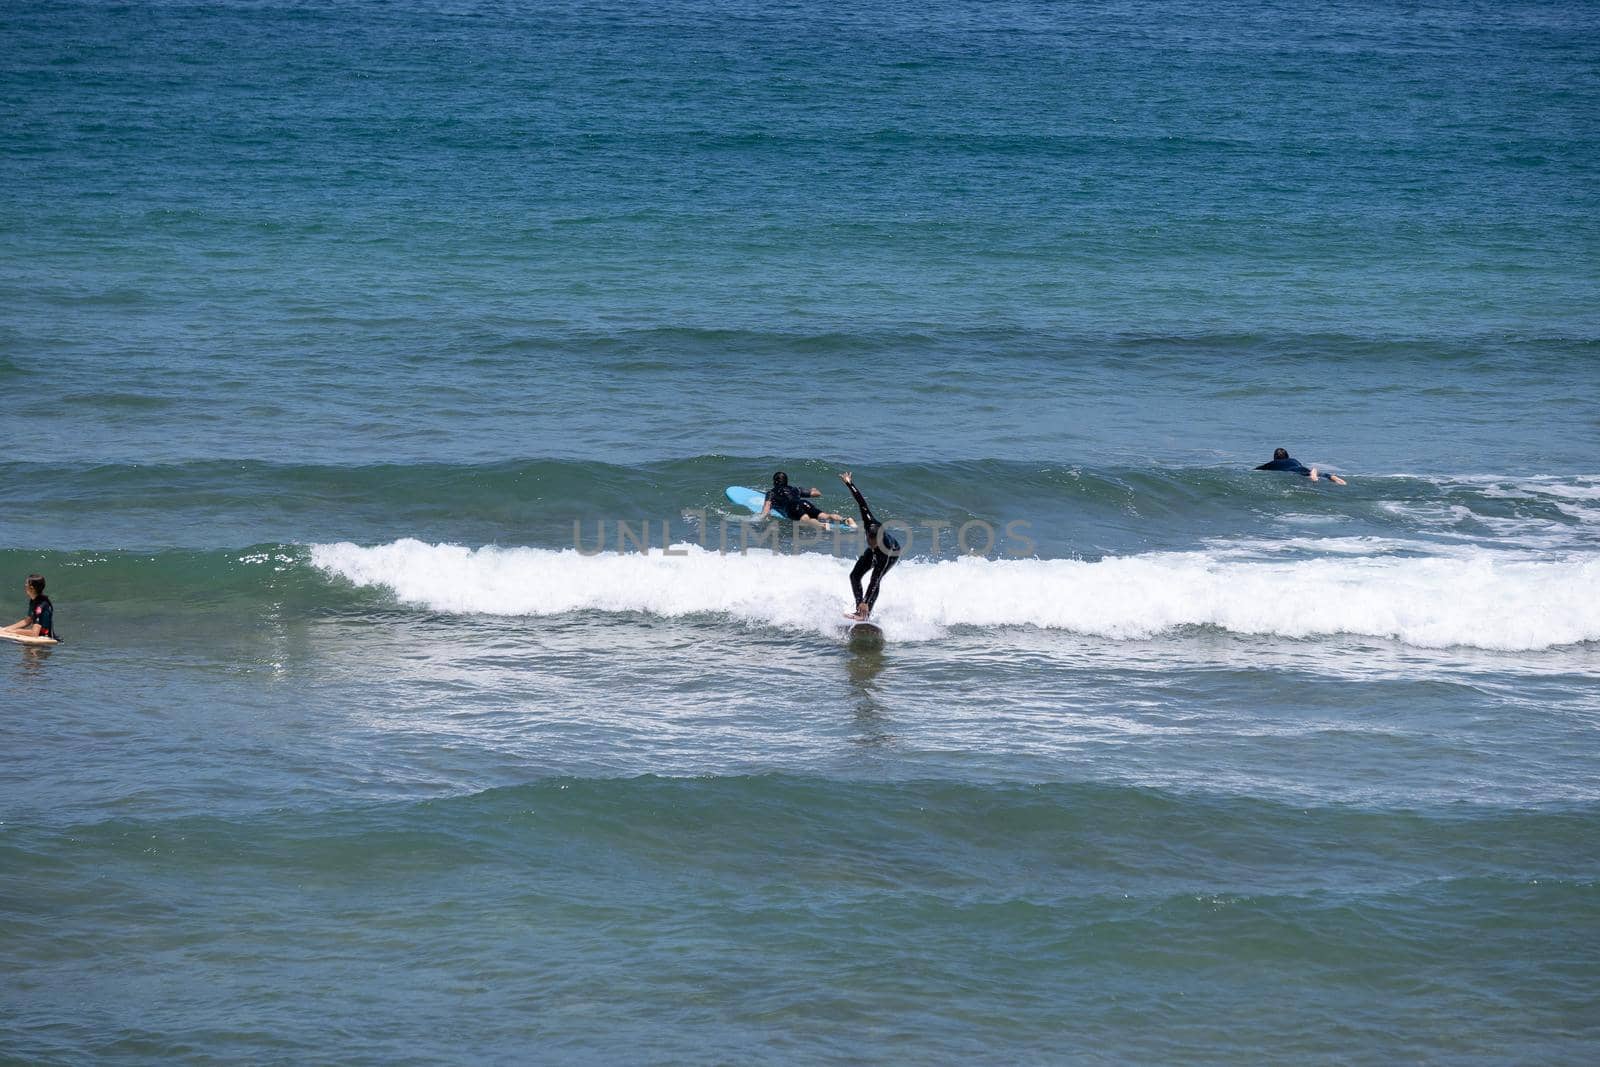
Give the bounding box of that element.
[310,539,1600,651]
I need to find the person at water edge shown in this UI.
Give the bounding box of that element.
[760,471,855,527]
[840,471,901,621]
[1255,447,1347,485]
[3,574,58,640]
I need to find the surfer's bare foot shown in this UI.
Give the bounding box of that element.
[1329,474,1347,486]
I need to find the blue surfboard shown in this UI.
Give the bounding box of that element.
[725,485,769,516]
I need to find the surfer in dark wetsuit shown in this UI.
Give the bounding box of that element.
[760,471,855,528]
[3,574,59,641]
[1255,447,1347,485]
[840,471,900,621]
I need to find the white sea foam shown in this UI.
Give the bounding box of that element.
[1369,475,1600,551]
[1204,535,1439,558]
[1431,475,1600,526]
[310,539,1600,651]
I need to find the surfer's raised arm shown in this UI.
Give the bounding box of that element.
[839,471,878,530]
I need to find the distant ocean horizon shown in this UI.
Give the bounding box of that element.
[4,0,1598,1062]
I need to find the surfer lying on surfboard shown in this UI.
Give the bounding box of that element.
[3,574,59,642]
[760,471,856,528]
[1255,447,1347,485]
[840,472,900,622]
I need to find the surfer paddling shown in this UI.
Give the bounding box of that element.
[3,574,59,642]
[1255,447,1347,485]
[760,471,855,528]
[840,472,901,622]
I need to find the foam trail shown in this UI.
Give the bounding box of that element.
[310,539,1600,651]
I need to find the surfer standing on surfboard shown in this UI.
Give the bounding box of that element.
[760,471,855,528]
[840,472,900,622]
[3,574,58,641]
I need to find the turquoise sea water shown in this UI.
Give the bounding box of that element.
[4,0,1599,1061]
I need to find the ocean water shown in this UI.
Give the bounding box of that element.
[3,0,1599,1062]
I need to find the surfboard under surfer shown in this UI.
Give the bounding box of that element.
[1255,448,1347,485]
[840,471,901,622]
[760,471,856,528]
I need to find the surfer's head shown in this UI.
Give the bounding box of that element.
[25,574,44,597]
[773,471,788,488]
[1272,447,1289,461]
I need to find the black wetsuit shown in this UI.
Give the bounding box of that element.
[766,484,821,521]
[845,480,900,613]
[1255,457,1316,477]
[26,594,55,639]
